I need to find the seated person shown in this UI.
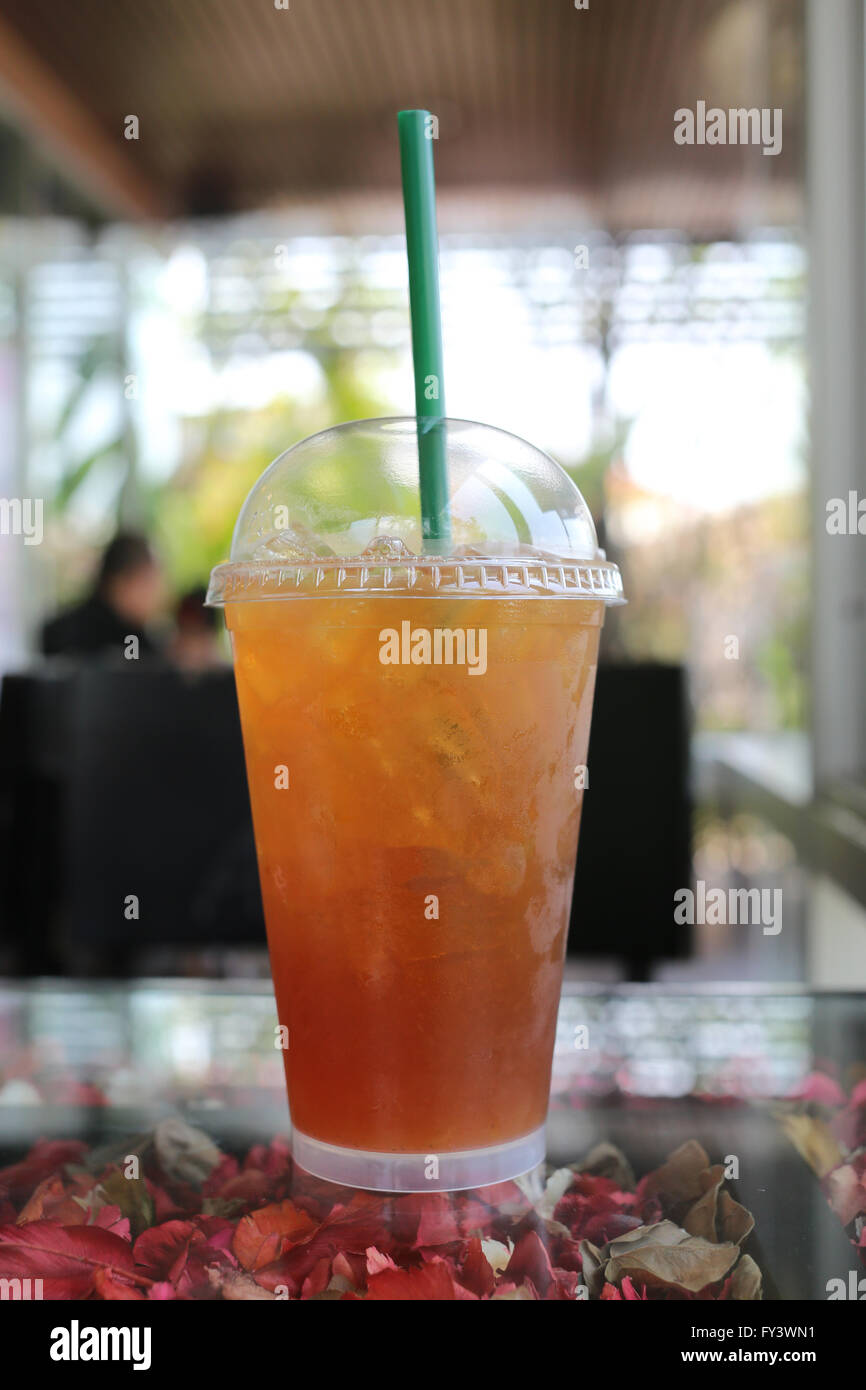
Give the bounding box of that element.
[168,587,225,671]
[41,532,164,661]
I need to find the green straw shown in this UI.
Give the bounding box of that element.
[398,109,451,550]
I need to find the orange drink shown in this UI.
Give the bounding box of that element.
[228,592,602,1177]
[208,416,623,1189]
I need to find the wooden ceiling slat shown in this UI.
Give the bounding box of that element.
[0,0,803,230]
[307,0,375,114]
[459,0,502,119]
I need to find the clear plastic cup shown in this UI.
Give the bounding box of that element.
[207,416,623,1191]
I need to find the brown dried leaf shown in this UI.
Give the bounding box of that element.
[729,1253,763,1300]
[682,1165,725,1242]
[717,1189,754,1246]
[72,1133,153,1176]
[326,1272,356,1295]
[640,1140,711,1211]
[98,1170,155,1239]
[543,1218,572,1240]
[578,1142,636,1192]
[607,1220,691,1257]
[154,1118,223,1189]
[778,1113,844,1178]
[606,1235,739,1294]
[207,1265,277,1300]
[577,1239,606,1298]
[200,1196,249,1219]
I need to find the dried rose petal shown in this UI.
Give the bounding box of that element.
[504,1230,555,1296]
[366,1259,459,1301]
[413,1193,461,1248]
[458,1237,496,1298]
[0,1140,87,1202]
[0,1220,138,1299]
[93,1266,147,1300]
[232,1200,317,1271]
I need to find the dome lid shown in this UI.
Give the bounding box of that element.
[207,416,623,603]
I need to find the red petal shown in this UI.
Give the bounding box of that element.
[215,1170,276,1205]
[0,1220,136,1299]
[16,1176,86,1226]
[387,1195,424,1245]
[92,1205,130,1239]
[193,1216,236,1246]
[0,1140,87,1202]
[93,1267,147,1300]
[300,1256,332,1298]
[413,1194,461,1247]
[456,1197,494,1238]
[133,1220,198,1280]
[504,1231,554,1296]
[552,1236,584,1274]
[243,1137,291,1178]
[581,1212,643,1246]
[148,1281,176,1300]
[201,1155,240,1197]
[366,1260,458,1301]
[549,1267,581,1299]
[366,1247,398,1275]
[832,1105,866,1152]
[332,1250,366,1287]
[458,1237,496,1297]
[146,1180,192,1224]
[255,1195,391,1296]
[233,1200,317,1271]
[620,1276,647,1300]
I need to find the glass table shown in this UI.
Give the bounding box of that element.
[0,981,863,1301]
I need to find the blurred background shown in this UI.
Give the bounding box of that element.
[0,0,862,997]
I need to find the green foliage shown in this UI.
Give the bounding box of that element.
[47,336,126,518]
[146,351,391,594]
[564,419,630,520]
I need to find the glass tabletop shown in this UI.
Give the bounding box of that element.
[0,980,863,1302]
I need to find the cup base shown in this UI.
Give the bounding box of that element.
[291,1124,546,1194]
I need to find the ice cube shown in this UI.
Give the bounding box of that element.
[360,535,417,561]
[253,525,336,562]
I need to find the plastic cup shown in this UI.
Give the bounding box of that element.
[207,416,623,1191]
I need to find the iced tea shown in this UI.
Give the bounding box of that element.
[226,590,603,1159]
